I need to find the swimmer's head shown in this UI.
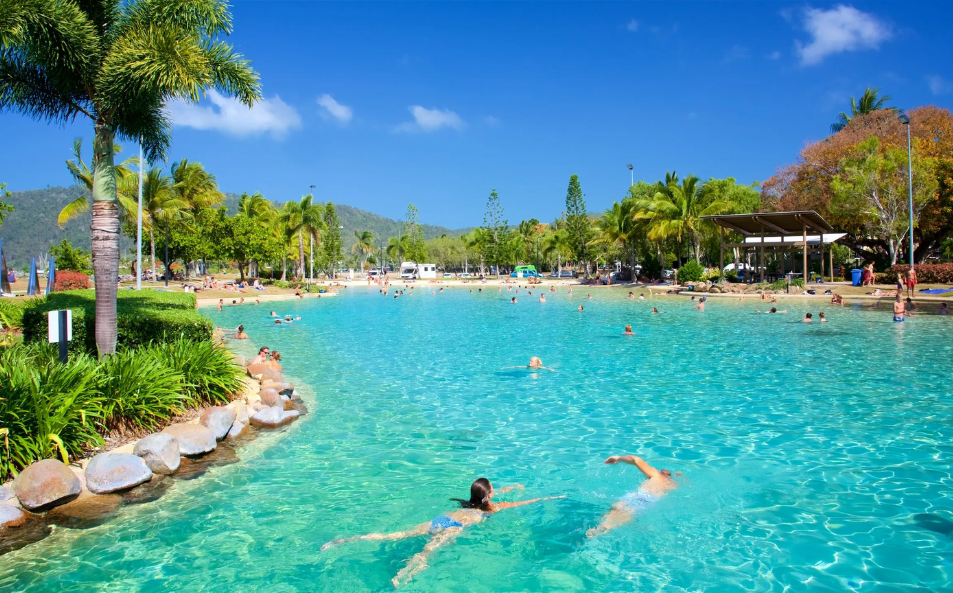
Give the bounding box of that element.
[452,477,493,511]
[770,307,777,313]
[624,325,632,333]
[237,325,244,333]
[529,356,543,368]
[660,469,672,478]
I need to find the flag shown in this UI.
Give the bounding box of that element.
[46,257,56,295]
[27,257,39,296]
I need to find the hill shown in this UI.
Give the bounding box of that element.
[0,186,470,268]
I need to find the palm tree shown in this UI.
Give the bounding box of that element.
[278,195,325,281]
[237,192,273,220]
[831,87,894,132]
[592,200,638,277]
[57,139,139,227]
[123,168,184,283]
[352,230,375,272]
[634,172,732,263]
[386,235,411,265]
[1,0,260,355]
[542,229,570,275]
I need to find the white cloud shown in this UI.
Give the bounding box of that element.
[796,5,892,65]
[723,44,749,63]
[394,106,465,133]
[316,94,353,124]
[167,90,301,137]
[927,75,952,95]
[626,19,639,32]
[767,50,782,60]
[484,115,501,127]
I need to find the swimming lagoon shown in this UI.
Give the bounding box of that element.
[1,288,952,591]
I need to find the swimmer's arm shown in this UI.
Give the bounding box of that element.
[494,495,565,510]
[496,484,524,495]
[604,455,661,479]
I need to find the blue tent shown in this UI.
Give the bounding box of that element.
[46,256,56,295]
[27,257,39,296]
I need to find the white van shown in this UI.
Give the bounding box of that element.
[417,264,437,279]
[400,262,418,280]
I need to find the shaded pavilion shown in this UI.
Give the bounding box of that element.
[701,211,846,283]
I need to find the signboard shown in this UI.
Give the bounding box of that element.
[48,310,73,342]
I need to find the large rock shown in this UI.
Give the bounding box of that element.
[200,406,237,441]
[0,486,14,502]
[85,453,153,494]
[262,379,293,392]
[227,400,249,424]
[247,364,280,382]
[281,395,294,411]
[162,424,217,456]
[259,388,283,408]
[13,459,82,511]
[0,505,26,528]
[133,433,180,475]
[227,421,247,439]
[250,406,299,428]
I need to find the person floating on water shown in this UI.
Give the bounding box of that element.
[511,296,517,304]
[322,478,563,588]
[802,312,813,323]
[578,305,584,312]
[819,312,828,322]
[539,295,546,303]
[587,455,680,538]
[623,325,635,335]
[651,307,662,314]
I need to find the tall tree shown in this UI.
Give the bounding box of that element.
[481,189,507,276]
[404,203,426,262]
[0,182,12,226]
[323,202,342,275]
[564,175,591,276]
[351,230,374,271]
[592,200,638,276]
[0,0,261,355]
[57,138,138,227]
[831,87,894,133]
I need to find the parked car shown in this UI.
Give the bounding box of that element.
[459,273,473,279]
[442,272,454,279]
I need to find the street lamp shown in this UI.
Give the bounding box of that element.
[898,111,915,268]
[627,164,634,187]
[137,138,143,290]
[309,185,316,286]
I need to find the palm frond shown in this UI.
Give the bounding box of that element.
[57,195,89,227]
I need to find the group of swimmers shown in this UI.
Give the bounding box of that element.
[322,455,680,588]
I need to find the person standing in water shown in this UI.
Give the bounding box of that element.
[322,478,563,587]
[587,455,679,538]
[893,295,906,322]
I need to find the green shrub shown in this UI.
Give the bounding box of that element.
[151,339,244,406]
[0,297,43,331]
[725,270,739,283]
[768,278,806,290]
[0,344,103,480]
[676,261,705,283]
[97,350,188,432]
[22,289,210,354]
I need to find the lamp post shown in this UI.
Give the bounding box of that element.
[898,111,915,269]
[627,164,634,187]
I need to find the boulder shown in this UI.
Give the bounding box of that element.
[250,406,298,428]
[13,459,82,511]
[247,364,280,382]
[0,486,15,502]
[85,453,153,495]
[259,388,283,408]
[0,504,27,528]
[162,424,217,456]
[281,395,294,411]
[133,433,181,475]
[227,421,247,439]
[261,379,293,391]
[231,353,248,367]
[252,403,269,413]
[227,400,249,424]
[200,406,237,441]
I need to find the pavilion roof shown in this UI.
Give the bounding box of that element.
[702,211,835,236]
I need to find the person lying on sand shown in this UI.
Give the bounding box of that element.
[322,478,563,588]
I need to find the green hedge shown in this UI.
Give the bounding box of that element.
[0,297,43,331]
[22,290,211,354]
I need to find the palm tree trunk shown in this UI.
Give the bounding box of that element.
[298,231,305,279]
[91,124,119,356]
[281,257,287,281]
[150,230,156,283]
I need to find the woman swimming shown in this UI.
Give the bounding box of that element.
[322,478,563,587]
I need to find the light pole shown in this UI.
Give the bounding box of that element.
[309,184,315,286]
[627,164,634,187]
[137,138,143,290]
[898,111,915,268]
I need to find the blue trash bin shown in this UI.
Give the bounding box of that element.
[851,269,862,286]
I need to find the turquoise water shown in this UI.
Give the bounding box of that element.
[2,287,953,592]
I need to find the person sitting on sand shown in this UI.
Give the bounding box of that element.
[295,288,303,298]
[587,455,680,538]
[233,324,248,339]
[322,478,563,588]
[802,312,813,323]
[623,325,635,335]
[250,346,269,365]
[893,295,906,322]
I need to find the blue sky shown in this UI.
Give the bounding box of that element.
[3,1,952,228]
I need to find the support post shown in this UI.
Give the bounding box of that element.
[759,227,765,283]
[719,227,724,284]
[57,310,68,364]
[819,234,825,282]
[829,246,834,283]
[802,225,808,285]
